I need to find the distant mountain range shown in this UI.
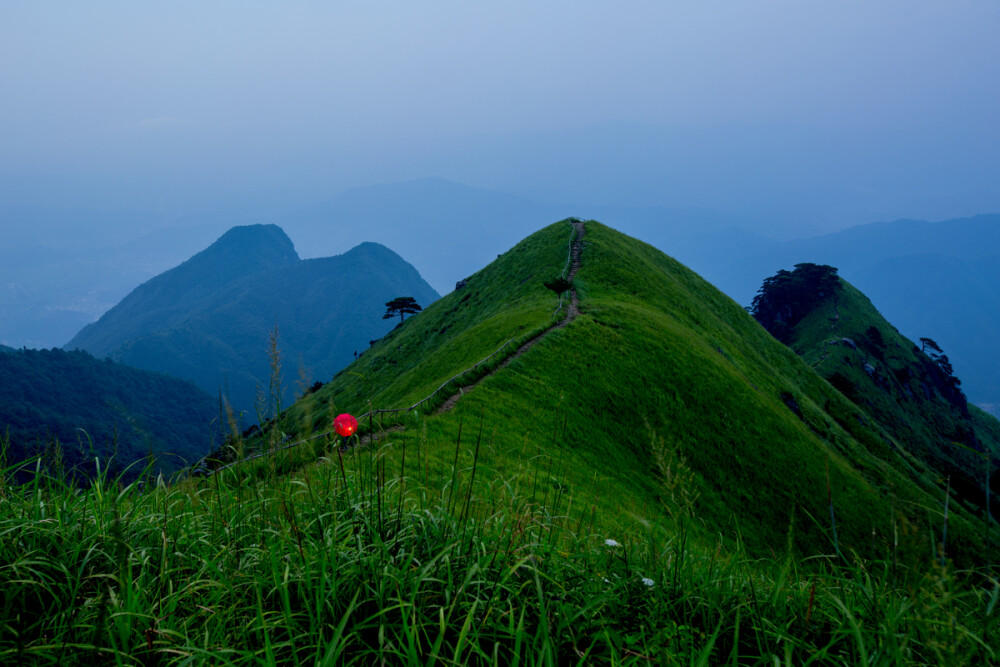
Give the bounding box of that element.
[0,207,225,349]
[5,178,997,416]
[0,345,217,479]
[280,177,766,297]
[65,224,439,419]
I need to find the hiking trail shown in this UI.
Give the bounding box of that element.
[201,220,586,475]
[435,219,585,414]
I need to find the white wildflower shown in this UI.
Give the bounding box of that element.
[604,539,621,547]
[641,577,655,588]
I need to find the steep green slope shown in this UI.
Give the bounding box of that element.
[277,219,996,563]
[708,214,1000,416]
[0,347,217,479]
[66,225,439,417]
[770,270,1000,520]
[295,221,575,417]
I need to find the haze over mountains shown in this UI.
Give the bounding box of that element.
[0,209,225,349]
[2,177,759,350]
[65,224,439,417]
[4,177,997,416]
[5,5,1000,658]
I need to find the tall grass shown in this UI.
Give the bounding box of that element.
[2,423,998,666]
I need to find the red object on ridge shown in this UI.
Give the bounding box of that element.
[333,413,358,437]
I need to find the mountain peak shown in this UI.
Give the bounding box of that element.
[282,218,999,565]
[65,224,438,414]
[200,224,299,265]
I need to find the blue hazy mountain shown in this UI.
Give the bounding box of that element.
[0,207,226,349]
[281,177,766,296]
[65,224,439,419]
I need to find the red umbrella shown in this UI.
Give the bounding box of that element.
[333,413,358,437]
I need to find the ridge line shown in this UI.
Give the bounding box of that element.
[199,220,587,476]
[435,219,585,414]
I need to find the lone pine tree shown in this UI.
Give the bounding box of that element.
[383,296,423,324]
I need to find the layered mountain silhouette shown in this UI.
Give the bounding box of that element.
[0,208,225,349]
[66,224,439,418]
[0,345,217,479]
[277,219,998,564]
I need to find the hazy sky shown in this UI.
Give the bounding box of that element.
[2,1,999,222]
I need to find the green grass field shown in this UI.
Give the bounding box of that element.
[3,441,998,665]
[3,219,999,664]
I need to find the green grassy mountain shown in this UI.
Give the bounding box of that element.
[752,263,1000,521]
[8,220,1000,664]
[65,224,439,419]
[705,214,1000,417]
[0,346,217,479]
[266,219,998,563]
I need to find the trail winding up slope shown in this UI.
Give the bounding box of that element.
[435,219,586,413]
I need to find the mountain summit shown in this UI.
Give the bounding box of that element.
[66,225,439,417]
[267,219,999,564]
[68,225,299,352]
[197,223,299,265]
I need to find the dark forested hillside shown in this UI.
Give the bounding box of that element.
[0,347,217,479]
[65,225,440,419]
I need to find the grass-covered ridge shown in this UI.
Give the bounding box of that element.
[288,220,575,428]
[267,220,997,564]
[781,274,1000,524]
[4,219,999,664]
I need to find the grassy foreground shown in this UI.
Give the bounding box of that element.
[3,433,998,666]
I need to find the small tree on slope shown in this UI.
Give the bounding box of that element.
[383,296,423,324]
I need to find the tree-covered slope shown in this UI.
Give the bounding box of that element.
[65,225,439,418]
[275,219,997,564]
[705,214,1000,416]
[753,264,1000,521]
[0,347,217,479]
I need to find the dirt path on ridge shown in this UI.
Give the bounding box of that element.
[435,220,586,414]
[205,222,586,477]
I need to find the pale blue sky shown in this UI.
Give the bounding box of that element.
[2,1,999,225]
